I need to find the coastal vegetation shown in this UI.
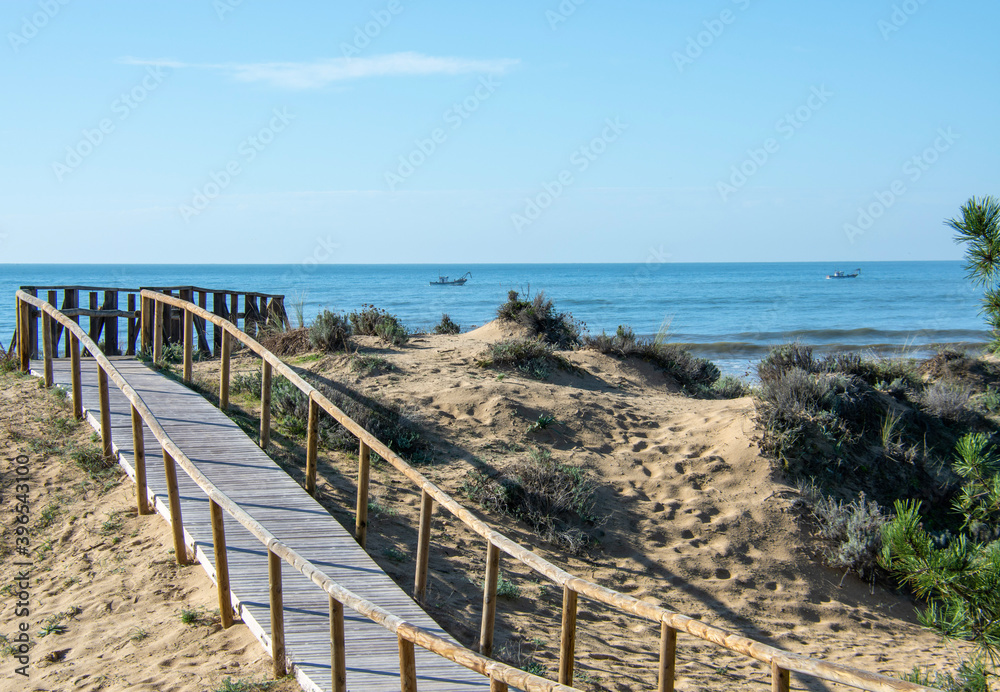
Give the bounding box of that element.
[496,289,581,348]
[434,313,461,334]
[754,340,1000,678]
[349,304,409,346]
[950,195,1000,352]
[478,337,569,380]
[583,325,722,392]
[463,448,596,552]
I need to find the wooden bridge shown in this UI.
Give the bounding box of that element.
[11,287,939,692]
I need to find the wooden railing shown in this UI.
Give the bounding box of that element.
[16,289,579,692]
[11,285,289,360]
[116,289,938,692]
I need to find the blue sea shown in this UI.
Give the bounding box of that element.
[0,262,987,376]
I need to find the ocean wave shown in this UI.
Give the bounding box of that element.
[666,327,990,344]
[681,340,988,359]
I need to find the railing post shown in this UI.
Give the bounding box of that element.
[162,447,188,566]
[771,661,789,692]
[356,440,370,547]
[47,290,61,355]
[219,330,231,411]
[97,366,113,458]
[414,489,433,603]
[140,295,150,354]
[69,333,82,419]
[259,360,272,449]
[183,308,193,381]
[126,293,137,355]
[658,622,677,692]
[306,398,319,495]
[329,596,347,692]
[480,540,500,657]
[27,287,38,360]
[41,311,53,387]
[64,289,77,357]
[398,634,417,692]
[89,291,100,345]
[131,405,150,515]
[210,499,234,628]
[490,678,509,692]
[559,585,578,685]
[18,298,30,372]
[268,548,286,678]
[153,299,163,363]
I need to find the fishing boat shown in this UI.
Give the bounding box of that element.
[826,268,861,279]
[430,271,471,286]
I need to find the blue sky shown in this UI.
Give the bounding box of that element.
[1,0,998,264]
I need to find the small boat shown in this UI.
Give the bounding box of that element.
[430,271,471,286]
[826,268,861,279]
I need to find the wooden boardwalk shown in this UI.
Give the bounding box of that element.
[37,357,489,692]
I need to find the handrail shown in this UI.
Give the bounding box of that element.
[15,290,577,692]
[134,289,939,692]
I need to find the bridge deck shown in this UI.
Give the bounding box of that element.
[37,358,487,692]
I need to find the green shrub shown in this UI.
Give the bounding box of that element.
[799,484,888,581]
[712,375,752,399]
[0,348,17,374]
[880,434,1000,660]
[496,290,580,348]
[231,370,263,396]
[949,195,1000,351]
[479,337,566,380]
[374,318,408,347]
[584,326,720,389]
[757,342,816,384]
[464,449,594,551]
[310,310,351,351]
[269,375,420,456]
[920,381,973,423]
[159,343,183,364]
[348,353,392,375]
[72,445,119,483]
[901,658,990,692]
[434,313,461,335]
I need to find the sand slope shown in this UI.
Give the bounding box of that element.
[281,326,976,691]
[0,372,299,692]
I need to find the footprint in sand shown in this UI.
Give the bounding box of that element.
[631,440,648,452]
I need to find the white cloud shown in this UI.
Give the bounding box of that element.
[118,53,519,89]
